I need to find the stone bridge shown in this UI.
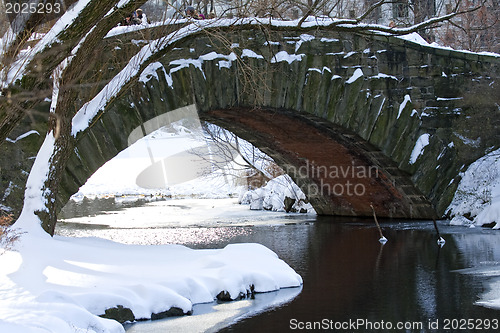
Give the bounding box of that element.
[2,25,500,220]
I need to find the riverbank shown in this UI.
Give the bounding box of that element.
[0,212,302,332]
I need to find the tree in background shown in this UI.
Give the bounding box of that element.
[436,0,499,52]
[198,122,284,190]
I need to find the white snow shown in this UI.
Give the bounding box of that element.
[263,41,280,46]
[58,198,311,233]
[5,130,40,143]
[71,20,215,136]
[74,118,247,201]
[346,68,364,84]
[370,73,398,80]
[437,97,463,101]
[320,37,339,43]
[1,0,134,88]
[240,175,315,214]
[3,16,499,92]
[398,94,411,119]
[308,67,332,75]
[0,232,302,332]
[241,49,264,59]
[398,32,430,46]
[343,51,356,58]
[409,134,430,165]
[455,133,481,147]
[447,148,500,228]
[1,0,91,87]
[295,34,315,52]
[270,51,305,64]
[139,62,172,87]
[2,120,304,332]
[72,42,241,136]
[1,182,14,202]
[12,133,57,238]
[376,97,386,118]
[218,60,232,69]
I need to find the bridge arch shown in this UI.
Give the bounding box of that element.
[58,26,499,219]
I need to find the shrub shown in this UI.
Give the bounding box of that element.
[0,214,21,253]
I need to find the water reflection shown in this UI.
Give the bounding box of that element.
[56,199,500,332]
[218,221,500,332]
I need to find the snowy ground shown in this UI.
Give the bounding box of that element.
[73,120,242,200]
[0,230,302,332]
[59,198,311,231]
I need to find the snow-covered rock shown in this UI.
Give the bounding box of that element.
[240,175,315,213]
[0,231,302,332]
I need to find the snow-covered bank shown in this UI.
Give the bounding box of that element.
[240,175,315,214]
[0,232,302,332]
[447,148,500,228]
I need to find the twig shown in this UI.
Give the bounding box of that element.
[433,218,446,247]
[370,204,387,244]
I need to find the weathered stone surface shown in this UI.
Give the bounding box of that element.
[99,305,135,324]
[216,284,255,302]
[284,196,296,213]
[151,307,192,320]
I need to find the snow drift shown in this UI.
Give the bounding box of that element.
[0,232,302,332]
[447,148,500,228]
[240,175,315,214]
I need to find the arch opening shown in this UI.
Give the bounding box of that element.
[201,107,437,218]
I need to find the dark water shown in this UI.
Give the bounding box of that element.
[216,220,500,332]
[57,199,500,332]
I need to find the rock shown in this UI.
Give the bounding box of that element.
[482,222,497,229]
[216,290,232,301]
[216,285,255,302]
[99,305,135,323]
[463,212,473,221]
[284,196,296,212]
[151,307,192,320]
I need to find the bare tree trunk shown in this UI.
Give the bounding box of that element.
[8,0,148,234]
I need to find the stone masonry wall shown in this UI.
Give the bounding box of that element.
[2,25,499,218]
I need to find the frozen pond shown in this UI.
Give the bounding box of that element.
[56,198,500,332]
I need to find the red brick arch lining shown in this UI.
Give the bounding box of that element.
[202,107,436,219]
